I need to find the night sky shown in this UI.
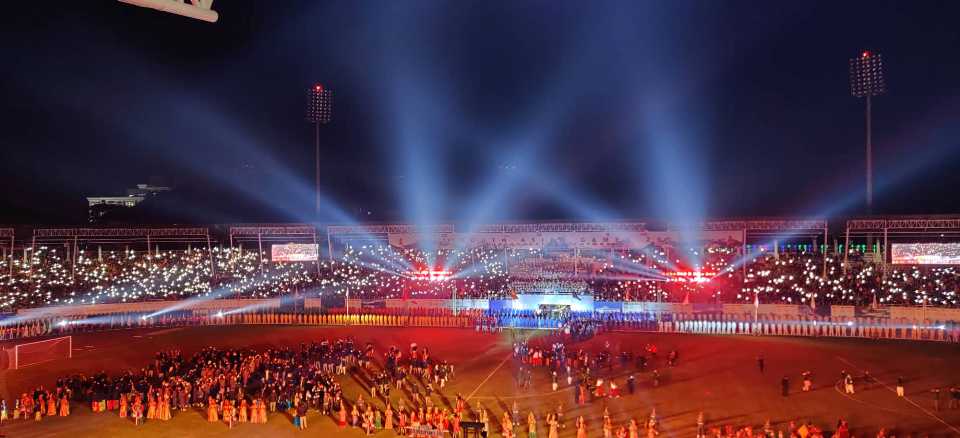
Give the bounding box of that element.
[1,1,959,225]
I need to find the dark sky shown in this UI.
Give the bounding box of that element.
[1,1,959,225]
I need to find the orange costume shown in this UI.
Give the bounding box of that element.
[239,399,248,423]
[207,397,219,422]
[146,395,157,420]
[249,400,259,423]
[59,396,70,416]
[119,394,128,418]
[47,396,57,416]
[132,400,143,424]
[258,399,268,424]
[222,400,235,427]
[577,416,588,438]
[159,394,171,421]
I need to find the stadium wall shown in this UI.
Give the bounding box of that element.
[888,306,960,322]
[16,299,280,318]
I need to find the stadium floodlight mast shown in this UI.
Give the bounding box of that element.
[307,83,333,217]
[117,0,219,23]
[849,50,886,212]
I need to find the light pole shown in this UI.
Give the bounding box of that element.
[307,83,333,218]
[849,50,886,213]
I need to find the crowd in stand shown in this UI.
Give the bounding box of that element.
[2,243,960,314]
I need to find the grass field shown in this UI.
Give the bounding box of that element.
[1,325,959,437]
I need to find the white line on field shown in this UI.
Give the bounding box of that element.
[836,356,960,435]
[465,330,540,401]
[465,353,512,401]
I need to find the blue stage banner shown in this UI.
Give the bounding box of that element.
[594,301,623,313]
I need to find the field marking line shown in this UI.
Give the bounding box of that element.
[832,378,923,418]
[63,328,186,360]
[836,356,960,435]
[465,353,512,401]
[471,385,574,401]
[464,330,540,401]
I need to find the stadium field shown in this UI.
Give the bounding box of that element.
[1,326,959,437]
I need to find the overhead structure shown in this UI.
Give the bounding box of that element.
[845,216,960,270]
[327,224,453,259]
[229,225,319,257]
[117,0,219,23]
[672,218,829,250]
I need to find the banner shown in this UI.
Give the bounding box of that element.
[489,294,595,312]
[271,243,319,262]
[383,299,489,310]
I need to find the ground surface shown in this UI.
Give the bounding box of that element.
[1,325,959,437]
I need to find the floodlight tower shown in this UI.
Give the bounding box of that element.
[849,50,886,212]
[307,84,333,217]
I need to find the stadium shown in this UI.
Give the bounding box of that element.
[2,219,960,437]
[4,1,960,438]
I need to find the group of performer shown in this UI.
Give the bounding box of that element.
[1,336,473,435]
[0,388,70,422]
[5,324,959,438]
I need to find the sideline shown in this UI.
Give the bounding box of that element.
[832,379,923,418]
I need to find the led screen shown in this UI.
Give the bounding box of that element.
[891,243,960,265]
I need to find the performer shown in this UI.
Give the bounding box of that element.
[119,393,128,418]
[249,399,259,424]
[385,403,394,430]
[546,413,559,438]
[576,416,588,438]
[297,401,308,430]
[132,397,144,426]
[59,395,70,417]
[609,380,620,398]
[527,411,538,438]
[207,396,219,422]
[47,393,56,417]
[338,402,347,428]
[147,394,157,420]
[259,398,268,424]
[223,399,235,429]
[160,393,171,421]
[239,399,248,423]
